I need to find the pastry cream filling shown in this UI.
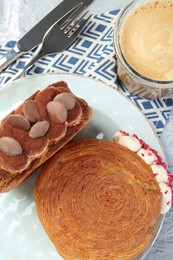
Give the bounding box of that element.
[113,130,172,214]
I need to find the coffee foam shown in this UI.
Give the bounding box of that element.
[120,0,173,81]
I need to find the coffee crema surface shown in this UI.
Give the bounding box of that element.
[120,0,173,81]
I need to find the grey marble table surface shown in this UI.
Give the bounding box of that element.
[0,0,173,259]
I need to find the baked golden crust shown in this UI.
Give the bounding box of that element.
[34,139,161,260]
[0,81,92,192]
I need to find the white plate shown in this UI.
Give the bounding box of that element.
[0,74,164,260]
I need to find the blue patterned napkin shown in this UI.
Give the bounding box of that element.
[0,10,172,137]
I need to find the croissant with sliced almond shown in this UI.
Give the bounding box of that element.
[0,81,92,192]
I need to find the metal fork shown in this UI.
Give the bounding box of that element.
[2,3,91,85]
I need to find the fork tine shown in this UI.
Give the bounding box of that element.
[61,3,85,31]
[58,3,83,27]
[67,12,92,37]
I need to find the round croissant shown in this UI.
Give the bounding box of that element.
[34,139,161,260]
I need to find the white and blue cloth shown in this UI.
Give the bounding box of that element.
[0,10,172,137]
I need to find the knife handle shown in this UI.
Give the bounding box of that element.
[0,45,24,73]
[1,44,43,88]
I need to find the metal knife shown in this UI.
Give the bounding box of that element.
[0,0,93,73]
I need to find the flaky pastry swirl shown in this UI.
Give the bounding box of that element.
[34,139,161,260]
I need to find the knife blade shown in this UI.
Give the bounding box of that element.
[0,0,93,73]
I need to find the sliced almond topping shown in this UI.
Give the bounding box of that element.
[53,93,76,110]
[7,114,30,131]
[46,101,67,124]
[23,100,41,123]
[0,136,22,156]
[29,121,50,138]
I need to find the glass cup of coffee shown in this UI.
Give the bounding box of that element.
[114,0,173,99]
